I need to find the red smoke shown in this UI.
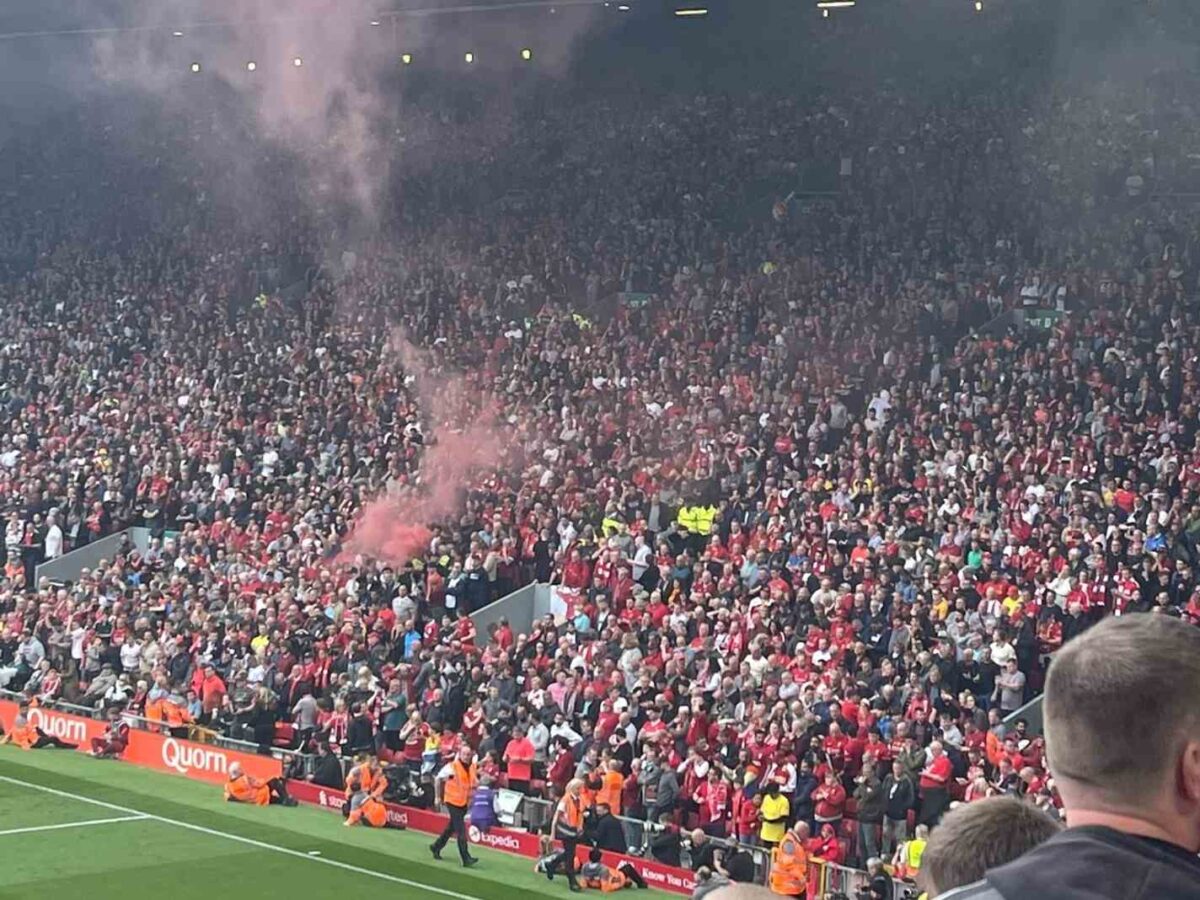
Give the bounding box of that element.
[342,330,502,565]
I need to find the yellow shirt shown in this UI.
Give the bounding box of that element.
[906,838,927,870]
[760,794,790,843]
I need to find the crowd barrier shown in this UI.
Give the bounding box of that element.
[515,792,772,882]
[0,696,283,783]
[0,689,306,765]
[287,779,700,895]
[2,692,912,896]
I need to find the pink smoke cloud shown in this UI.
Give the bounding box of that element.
[342,329,503,565]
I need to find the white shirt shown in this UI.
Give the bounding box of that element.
[550,722,583,746]
[632,544,652,579]
[119,642,142,672]
[989,641,1016,666]
[70,627,87,660]
[44,524,63,559]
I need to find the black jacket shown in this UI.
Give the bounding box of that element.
[650,829,682,868]
[944,826,1200,900]
[311,754,345,790]
[854,776,886,824]
[881,774,916,821]
[589,812,627,854]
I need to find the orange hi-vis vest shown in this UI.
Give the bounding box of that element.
[359,798,388,827]
[557,793,583,839]
[145,697,165,723]
[444,759,477,807]
[584,866,629,893]
[163,700,190,729]
[598,768,624,814]
[769,829,810,897]
[7,724,38,750]
[347,764,383,798]
[225,773,270,806]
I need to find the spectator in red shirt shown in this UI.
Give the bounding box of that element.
[813,768,847,829]
[198,663,227,723]
[503,725,536,794]
[918,740,953,827]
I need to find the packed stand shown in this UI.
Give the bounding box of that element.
[2,13,1200,888]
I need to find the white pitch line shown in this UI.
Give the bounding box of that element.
[0,814,148,837]
[0,775,482,900]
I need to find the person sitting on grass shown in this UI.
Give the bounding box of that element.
[0,713,78,751]
[223,761,296,807]
[90,708,130,759]
[580,847,649,892]
[534,833,557,875]
[345,754,398,828]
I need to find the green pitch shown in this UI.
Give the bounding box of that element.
[0,746,619,900]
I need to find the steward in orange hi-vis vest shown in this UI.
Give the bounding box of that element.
[768,826,811,898]
[545,778,586,890]
[0,712,78,751]
[430,746,480,867]
[345,756,402,829]
[1,722,39,750]
[223,762,296,807]
[580,848,648,892]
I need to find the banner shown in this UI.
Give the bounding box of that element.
[123,728,282,784]
[287,781,696,895]
[548,585,580,622]
[0,700,105,751]
[584,848,697,895]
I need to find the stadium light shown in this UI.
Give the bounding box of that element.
[293,56,303,67]
[817,0,855,7]
[189,62,201,73]
[401,52,413,65]
[172,30,183,37]
[974,0,983,9]
[521,47,533,61]
[617,4,630,9]
[246,60,257,71]
[675,7,708,16]
[370,20,381,26]
[822,7,828,15]
[464,51,474,63]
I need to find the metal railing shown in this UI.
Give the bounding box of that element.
[817,860,914,899]
[507,793,772,882]
[1,691,916,892]
[0,689,96,716]
[0,689,312,773]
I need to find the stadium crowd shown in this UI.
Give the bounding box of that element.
[3,6,1200,889]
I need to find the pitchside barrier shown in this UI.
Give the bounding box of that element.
[0,692,287,784]
[1,691,911,896]
[290,778,695,896]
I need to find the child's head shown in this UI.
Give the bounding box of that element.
[588,848,603,864]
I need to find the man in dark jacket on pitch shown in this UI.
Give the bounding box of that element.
[588,802,628,854]
[941,615,1200,900]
